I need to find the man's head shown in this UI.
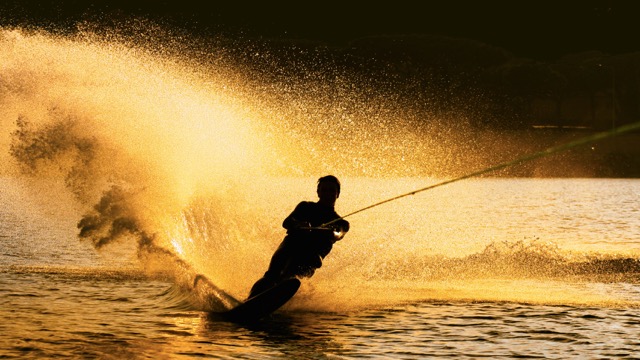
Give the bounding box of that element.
[317,175,341,206]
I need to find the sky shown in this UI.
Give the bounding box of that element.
[1,0,639,59]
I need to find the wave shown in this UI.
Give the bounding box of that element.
[1,263,239,311]
[0,265,148,281]
[363,240,640,283]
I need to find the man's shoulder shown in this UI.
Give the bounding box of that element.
[291,201,316,213]
[296,201,316,208]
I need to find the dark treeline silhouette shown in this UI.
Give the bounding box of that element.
[223,34,639,132]
[3,1,638,131]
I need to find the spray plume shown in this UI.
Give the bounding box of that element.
[1,27,275,309]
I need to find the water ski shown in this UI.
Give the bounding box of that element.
[221,278,301,322]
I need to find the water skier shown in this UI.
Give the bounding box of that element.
[248,175,350,298]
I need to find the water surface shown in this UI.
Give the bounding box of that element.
[2,177,640,359]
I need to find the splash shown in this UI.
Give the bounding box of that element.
[0,26,277,309]
[0,24,457,304]
[298,239,640,311]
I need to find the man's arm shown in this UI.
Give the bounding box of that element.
[282,202,310,230]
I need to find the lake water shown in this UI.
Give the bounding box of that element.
[2,176,640,359]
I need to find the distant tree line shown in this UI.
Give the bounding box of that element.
[223,34,640,131]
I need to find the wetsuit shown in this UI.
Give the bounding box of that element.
[248,201,350,298]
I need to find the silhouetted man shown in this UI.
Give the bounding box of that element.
[248,175,350,298]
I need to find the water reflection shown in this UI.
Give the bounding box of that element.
[202,312,346,358]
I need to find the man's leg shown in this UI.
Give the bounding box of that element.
[247,242,292,298]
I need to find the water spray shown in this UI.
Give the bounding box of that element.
[323,121,640,227]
